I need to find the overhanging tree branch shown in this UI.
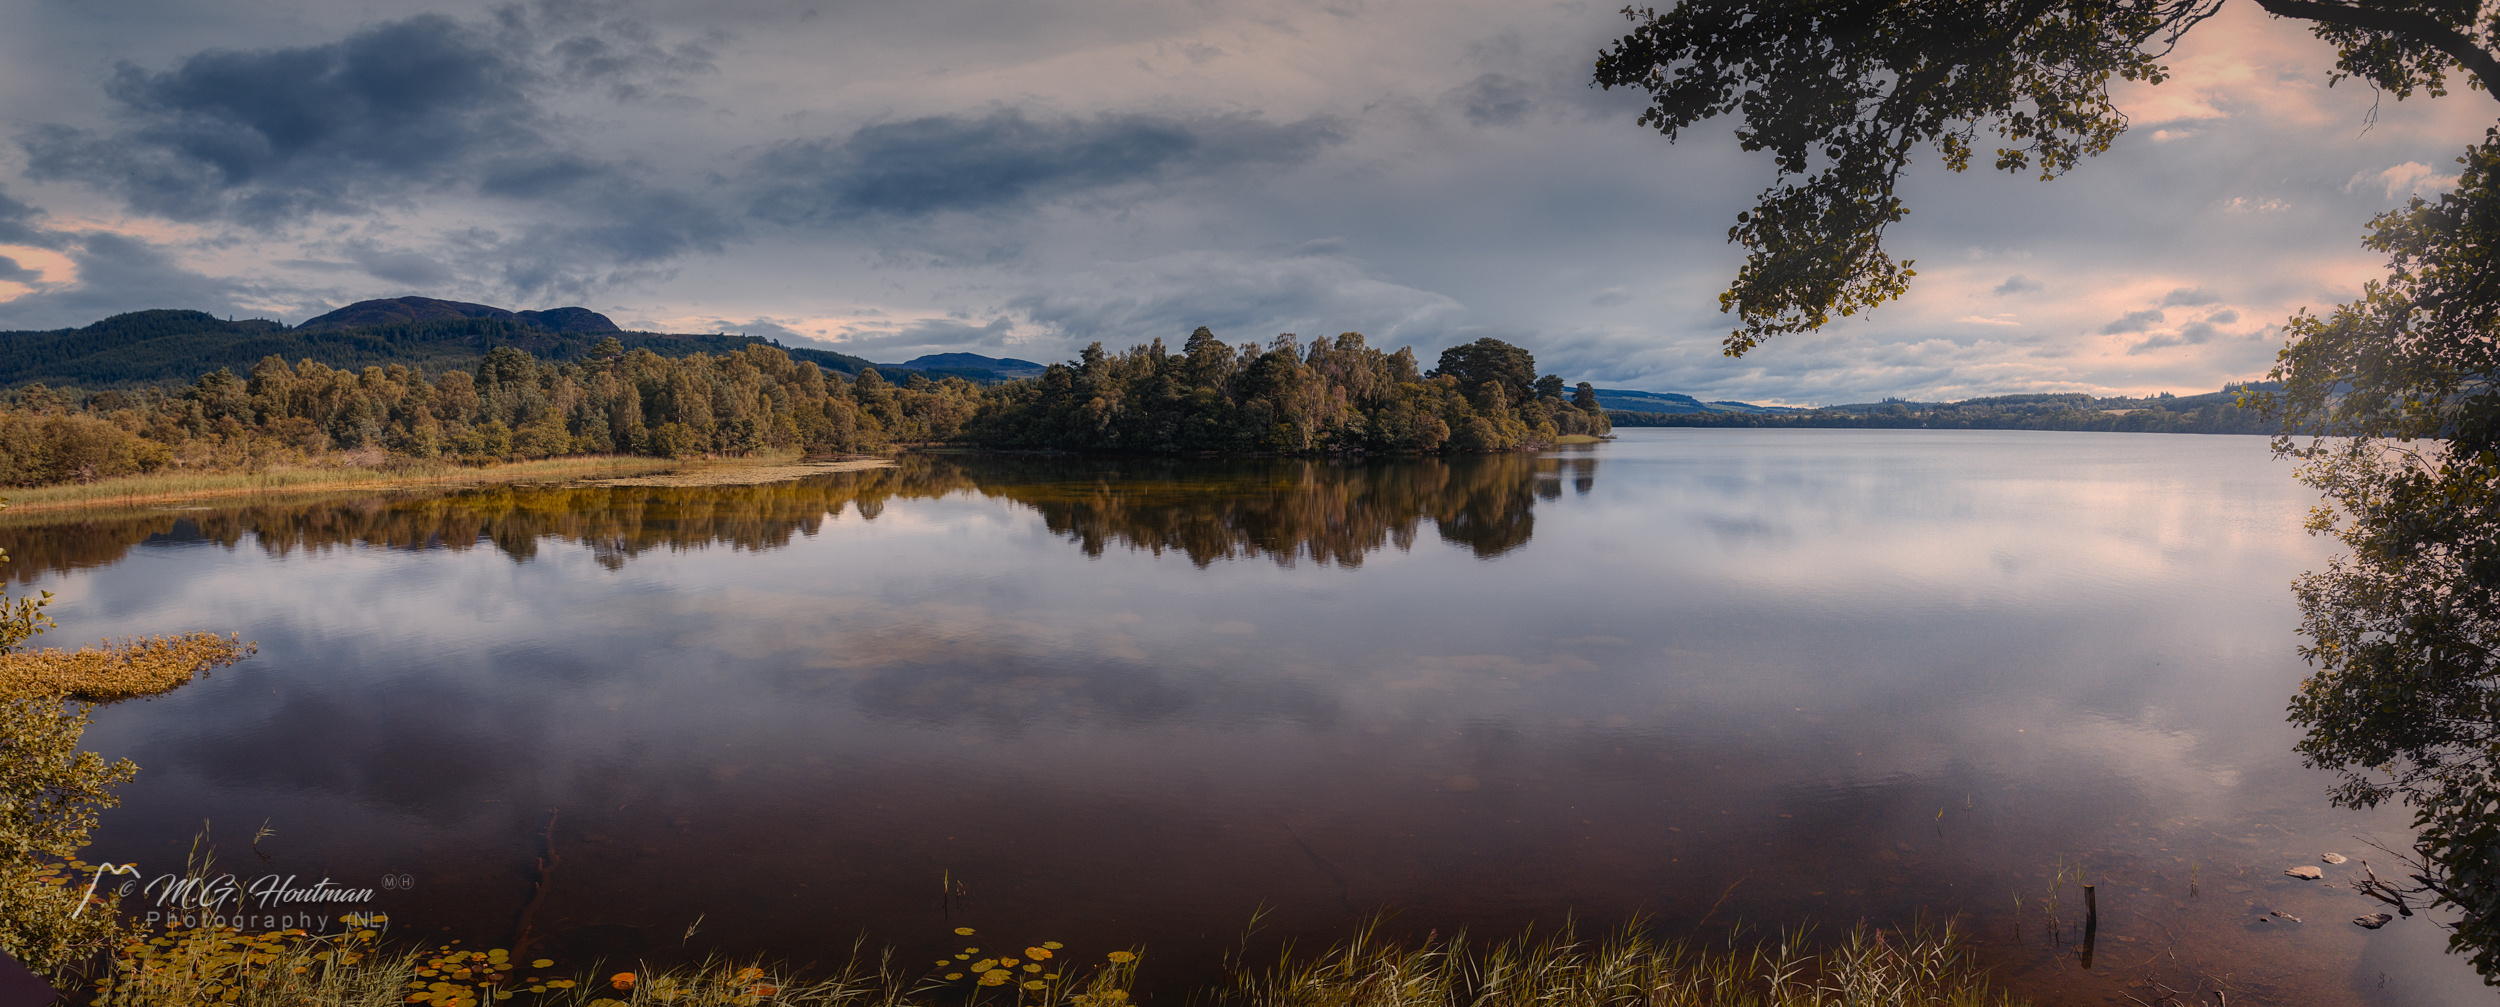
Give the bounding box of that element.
[2250,0,2500,98]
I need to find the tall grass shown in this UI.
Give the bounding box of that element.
[1220,918,2018,1007]
[80,924,1141,1007]
[0,455,686,518]
[68,916,2011,1007]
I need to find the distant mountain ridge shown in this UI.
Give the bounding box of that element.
[1591,388,1801,415]
[1606,387,2274,435]
[898,352,1045,378]
[297,296,623,334]
[0,298,1042,388]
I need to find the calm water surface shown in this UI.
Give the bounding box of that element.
[6,429,2486,1007]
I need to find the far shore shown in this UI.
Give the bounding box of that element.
[0,453,897,520]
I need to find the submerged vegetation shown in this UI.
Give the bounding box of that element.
[0,331,1606,491]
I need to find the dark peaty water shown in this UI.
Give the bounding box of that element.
[5,430,2484,1007]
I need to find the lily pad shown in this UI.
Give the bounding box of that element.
[2355,913,2394,929]
[2284,865,2323,880]
[2321,853,2348,864]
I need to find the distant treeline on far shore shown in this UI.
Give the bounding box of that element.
[0,329,1609,488]
[1607,386,2275,435]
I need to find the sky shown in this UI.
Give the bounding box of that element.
[0,0,2492,404]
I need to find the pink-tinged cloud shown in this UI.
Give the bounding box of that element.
[0,244,76,302]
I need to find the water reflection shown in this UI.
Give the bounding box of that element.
[0,451,1598,581]
[9,432,2486,1007]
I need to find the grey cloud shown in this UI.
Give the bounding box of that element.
[2100,308,2164,334]
[1448,73,1536,127]
[551,187,739,264]
[745,109,1344,224]
[345,242,459,288]
[479,155,613,198]
[0,256,41,284]
[2128,321,2220,354]
[1993,274,2043,295]
[0,186,60,248]
[23,15,545,222]
[497,0,722,102]
[18,7,720,230]
[815,316,1019,355]
[2160,287,2220,306]
[2206,308,2239,324]
[717,317,812,342]
[544,27,718,101]
[1008,250,1465,349]
[0,232,262,328]
[418,183,739,298]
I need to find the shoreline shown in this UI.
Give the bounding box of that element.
[0,453,897,520]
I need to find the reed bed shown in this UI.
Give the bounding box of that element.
[62,913,2007,1007]
[78,923,1141,1007]
[1219,918,2018,1007]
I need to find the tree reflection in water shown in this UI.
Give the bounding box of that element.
[0,451,1601,582]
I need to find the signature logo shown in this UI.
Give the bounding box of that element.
[74,863,390,933]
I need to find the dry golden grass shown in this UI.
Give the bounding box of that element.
[87,924,1142,1007]
[0,632,255,702]
[1,456,686,515]
[1221,918,2018,1007]
[579,457,894,488]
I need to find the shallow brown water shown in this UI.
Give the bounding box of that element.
[5,430,2484,1006]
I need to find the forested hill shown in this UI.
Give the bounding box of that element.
[0,299,901,388]
[1608,387,2273,434]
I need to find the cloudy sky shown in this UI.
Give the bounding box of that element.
[0,0,2491,403]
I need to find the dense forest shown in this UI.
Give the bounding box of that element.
[0,329,1608,488]
[1608,387,2273,434]
[970,330,1610,453]
[0,341,974,486]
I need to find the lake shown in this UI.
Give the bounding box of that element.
[4,429,2484,1007]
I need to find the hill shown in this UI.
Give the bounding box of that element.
[899,352,1046,379]
[296,296,623,333]
[1591,388,1801,414]
[1607,387,2275,434]
[0,299,1069,389]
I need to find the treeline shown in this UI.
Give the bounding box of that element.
[968,330,1609,453]
[1609,389,2272,434]
[0,331,1608,488]
[0,340,981,486]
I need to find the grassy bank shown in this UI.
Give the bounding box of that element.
[0,453,906,522]
[63,915,2016,1007]
[0,455,678,514]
